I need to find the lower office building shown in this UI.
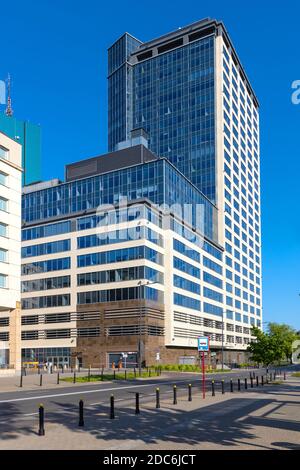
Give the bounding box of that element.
[0,131,22,372]
[20,142,259,368]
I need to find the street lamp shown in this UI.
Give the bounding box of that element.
[137,279,159,376]
[221,309,234,370]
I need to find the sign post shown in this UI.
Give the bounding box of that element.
[197,336,210,399]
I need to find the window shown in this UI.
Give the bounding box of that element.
[173,274,200,295]
[0,146,9,160]
[0,223,7,237]
[0,274,7,288]
[0,171,8,186]
[22,239,70,258]
[0,249,7,262]
[174,293,200,311]
[0,197,8,212]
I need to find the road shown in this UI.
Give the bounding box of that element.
[0,368,298,450]
[0,368,270,418]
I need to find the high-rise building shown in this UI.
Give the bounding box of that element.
[19,18,262,368]
[0,131,22,373]
[0,114,41,186]
[108,18,262,357]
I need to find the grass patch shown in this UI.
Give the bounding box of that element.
[269,380,283,385]
[151,364,231,373]
[61,371,158,383]
[291,372,300,378]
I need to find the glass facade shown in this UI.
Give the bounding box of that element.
[22,159,217,243]
[108,34,142,150]
[0,114,41,185]
[108,35,216,202]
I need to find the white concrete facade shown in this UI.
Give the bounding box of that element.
[0,132,22,369]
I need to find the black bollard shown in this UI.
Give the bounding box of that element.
[148,368,151,377]
[110,395,115,419]
[57,372,60,385]
[19,372,23,388]
[135,392,140,414]
[230,379,233,393]
[238,378,241,391]
[212,380,215,396]
[125,369,127,381]
[221,379,225,394]
[73,371,76,384]
[38,404,45,436]
[250,377,253,388]
[101,367,104,381]
[113,370,116,380]
[40,373,43,386]
[256,376,259,387]
[134,367,136,378]
[188,383,192,401]
[273,372,276,381]
[88,367,91,382]
[78,399,84,427]
[284,372,286,380]
[244,378,248,390]
[156,388,160,408]
[261,375,264,386]
[173,385,177,405]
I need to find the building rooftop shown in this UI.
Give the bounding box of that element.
[115,18,259,108]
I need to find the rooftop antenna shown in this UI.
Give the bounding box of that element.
[5,74,13,117]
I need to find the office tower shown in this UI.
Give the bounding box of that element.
[0,132,22,373]
[0,114,41,186]
[108,19,262,360]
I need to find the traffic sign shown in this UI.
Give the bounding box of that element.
[197,336,210,352]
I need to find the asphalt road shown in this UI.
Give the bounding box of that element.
[0,368,270,418]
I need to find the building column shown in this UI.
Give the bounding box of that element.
[8,302,21,373]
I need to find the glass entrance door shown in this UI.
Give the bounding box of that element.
[47,356,70,367]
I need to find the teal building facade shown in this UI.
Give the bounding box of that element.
[0,113,41,185]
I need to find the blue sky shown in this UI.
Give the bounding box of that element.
[1,0,299,329]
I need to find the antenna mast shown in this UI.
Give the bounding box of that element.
[5,74,13,117]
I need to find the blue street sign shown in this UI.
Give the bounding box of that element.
[197,336,210,352]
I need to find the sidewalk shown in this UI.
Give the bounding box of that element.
[0,377,299,450]
[0,370,168,393]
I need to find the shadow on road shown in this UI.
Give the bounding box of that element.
[0,381,299,449]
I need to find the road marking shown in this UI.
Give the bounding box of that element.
[0,379,201,405]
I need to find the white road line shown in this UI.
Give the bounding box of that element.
[0,379,200,405]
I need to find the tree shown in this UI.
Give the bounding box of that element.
[248,323,299,366]
[247,327,278,366]
[268,323,299,364]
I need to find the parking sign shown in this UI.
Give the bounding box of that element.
[197,336,210,352]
